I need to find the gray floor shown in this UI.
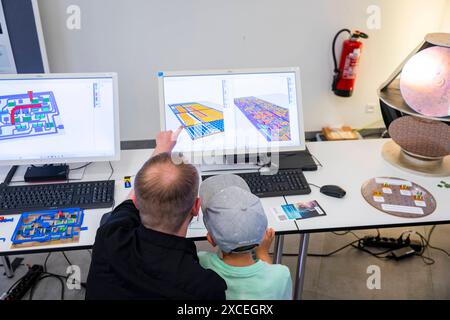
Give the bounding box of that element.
[1,225,449,300]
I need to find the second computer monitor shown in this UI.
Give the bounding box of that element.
[159,67,306,155]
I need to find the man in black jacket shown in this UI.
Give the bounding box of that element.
[86,129,227,300]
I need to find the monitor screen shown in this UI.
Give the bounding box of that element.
[159,68,305,155]
[0,74,119,165]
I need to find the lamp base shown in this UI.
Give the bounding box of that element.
[382,141,450,177]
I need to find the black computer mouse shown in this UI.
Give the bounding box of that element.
[320,185,346,198]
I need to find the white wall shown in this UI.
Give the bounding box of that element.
[37,0,447,141]
[441,0,450,32]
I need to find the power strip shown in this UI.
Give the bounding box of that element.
[361,236,423,252]
[1,265,44,300]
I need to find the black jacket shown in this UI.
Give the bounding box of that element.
[85,200,227,300]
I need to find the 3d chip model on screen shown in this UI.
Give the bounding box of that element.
[234,97,291,142]
[169,102,224,140]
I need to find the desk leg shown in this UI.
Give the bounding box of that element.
[294,233,310,300]
[272,235,285,264]
[1,256,14,278]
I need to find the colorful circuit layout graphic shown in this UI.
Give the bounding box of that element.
[234,97,291,142]
[11,208,87,249]
[169,102,224,140]
[0,91,64,141]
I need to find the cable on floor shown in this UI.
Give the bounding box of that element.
[270,226,450,265]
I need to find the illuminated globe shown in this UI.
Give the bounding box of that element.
[400,46,450,117]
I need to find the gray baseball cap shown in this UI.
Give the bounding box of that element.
[199,174,268,253]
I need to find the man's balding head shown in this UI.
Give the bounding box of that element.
[134,153,200,234]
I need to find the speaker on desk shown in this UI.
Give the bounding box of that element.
[378,33,450,177]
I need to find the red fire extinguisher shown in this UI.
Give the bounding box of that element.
[332,29,369,97]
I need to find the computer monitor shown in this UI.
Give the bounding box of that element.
[0,73,120,165]
[159,67,305,156]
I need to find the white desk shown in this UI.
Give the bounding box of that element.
[0,149,295,257]
[283,139,450,299]
[289,139,450,233]
[1,139,449,299]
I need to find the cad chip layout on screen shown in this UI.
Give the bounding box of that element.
[0,77,116,163]
[163,71,301,152]
[0,90,64,141]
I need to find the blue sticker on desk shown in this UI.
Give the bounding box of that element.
[124,176,132,189]
[158,72,164,77]
[0,217,14,223]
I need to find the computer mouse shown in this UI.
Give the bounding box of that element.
[320,185,346,198]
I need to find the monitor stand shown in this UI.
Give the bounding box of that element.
[24,164,70,183]
[276,148,318,171]
[198,148,318,174]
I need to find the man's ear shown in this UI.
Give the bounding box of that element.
[206,232,216,247]
[191,197,201,217]
[129,189,138,209]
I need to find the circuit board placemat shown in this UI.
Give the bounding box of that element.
[361,177,436,218]
[11,208,86,249]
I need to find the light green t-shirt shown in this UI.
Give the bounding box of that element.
[198,251,292,300]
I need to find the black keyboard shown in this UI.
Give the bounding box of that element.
[0,180,115,215]
[203,169,311,198]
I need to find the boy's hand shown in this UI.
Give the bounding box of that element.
[152,126,183,156]
[255,228,275,264]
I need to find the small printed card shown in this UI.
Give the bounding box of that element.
[272,200,326,222]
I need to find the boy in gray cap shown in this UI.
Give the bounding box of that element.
[198,174,292,300]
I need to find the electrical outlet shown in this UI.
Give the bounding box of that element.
[365,103,376,114]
